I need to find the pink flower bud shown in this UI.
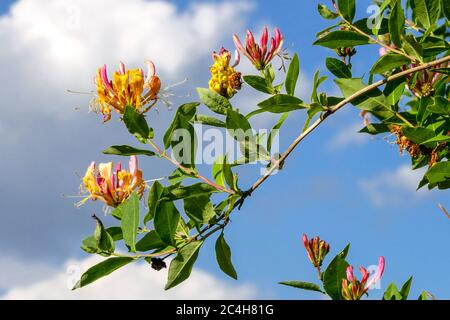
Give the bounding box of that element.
[365,256,385,290]
[302,233,308,248]
[129,156,138,176]
[346,265,355,282]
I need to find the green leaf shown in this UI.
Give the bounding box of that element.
[370,54,410,74]
[311,71,327,104]
[421,36,450,57]
[422,135,450,145]
[325,57,352,78]
[163,183,218,201]
[402,35,423,62]
[353,18,389,35]
[389,1,405,47]
[154,201,181,246]
[258,94,306,113]
[384,77,406,105]
[212,156,235,190]
[334,78,394,119]
[197,88,232,115]
[226,109,269,161]
[400,276,413,300]
[119,193,140,253]
[424,161,450,184]
[226,108,252,132]
[383,282,403,300]
[243,75,274,94]
[103,145,156,157]
[106,227,123,241]
[144,181,165,225]
[192,114,226,128]
[428,96,450,115]
[337,0,356,22]
[123,106,153,143]
[215,233,238,280]
[285,53,300,95]
[212,156,227,188]
[184,195,216,224]
[170,118,197,167]
[412,0,441,29]
[81,236,100,254]
[164,102,199,149]
[165,241,203,290]
[323,253,349,300]
[81,217,116,255]
[360,123,390,135]
[402,127,435,145]
[313,31,370,49]
[279,281,324,293]
[168,168,195,185]
[73,257,134,289]
[94,216,115,255]
[136,230,165,252]
[443,0,450,21]
[268,113,289,153]
[418,291,429,300]
[318,4,339,19]
[302,104,324,132]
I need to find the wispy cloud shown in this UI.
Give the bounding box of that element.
[328,122,371,150]
[359,165,430,207]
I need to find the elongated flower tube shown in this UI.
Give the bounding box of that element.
[79,156,145,208]
[302,234,330,268]
[341,256,385,300]
[233,27,284,70]
[94,61,161,122]
[208,47,242,99]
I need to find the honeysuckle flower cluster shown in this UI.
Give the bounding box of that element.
[233,27,284,71]
[79,156,145,208]
[390,125,421,159]
[403,62,448,98]
[209,48,242,99]
[302,234,330,268]
[341,256,385,300]
[94,61,161,122]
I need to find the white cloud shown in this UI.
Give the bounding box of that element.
[0,0,254,119]
[328,122,371,150]
[1,255,257,300]
[359,165,430,207]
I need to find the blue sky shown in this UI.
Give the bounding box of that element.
[0,0,449,299]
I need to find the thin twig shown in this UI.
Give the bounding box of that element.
[438,203,450,219]
[147,140,235,194]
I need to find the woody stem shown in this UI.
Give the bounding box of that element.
[147,139,235,195]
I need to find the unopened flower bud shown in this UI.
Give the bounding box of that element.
[302,234,330,268]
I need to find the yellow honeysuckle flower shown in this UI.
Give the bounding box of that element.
[78,156,145,208]
[208,48,242,99]
[94,61,161,122]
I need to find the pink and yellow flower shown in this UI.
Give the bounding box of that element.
[341,256,385,300]
[233,27,284,71]
[208,47,242,99]
[302,234,330,268]
[94,61,161,122]
[79,156,145,208]
[403,62,449,98]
